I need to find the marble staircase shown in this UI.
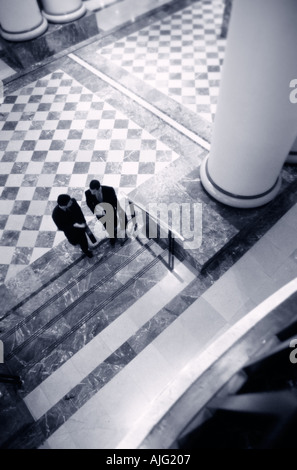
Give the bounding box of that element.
[2,165,297,448]
[0,230,199,448]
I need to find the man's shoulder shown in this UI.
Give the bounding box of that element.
[52,205,62,222]
[102,185,116,194]
[71,198,81,209]
[52,204,59,216]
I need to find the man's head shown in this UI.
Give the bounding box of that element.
[57,194,72,210]
[89,179,101,195]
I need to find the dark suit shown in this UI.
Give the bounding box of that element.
[52,198,90,253]
[85,186,127,238]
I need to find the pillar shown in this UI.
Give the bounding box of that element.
[0,0,48,42]
[40,0,86,24]
[200,0,297,208]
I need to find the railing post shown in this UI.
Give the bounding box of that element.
[123,194,182,272]
[168,230,174,271]
[146,211,150,239]
[128,200,137,233]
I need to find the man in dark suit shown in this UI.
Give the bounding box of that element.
[85,180,127,245]
[52,194,96,258]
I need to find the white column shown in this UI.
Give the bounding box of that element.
[40,0,86,24]
[200,0,297,208]
[0,0,48,42]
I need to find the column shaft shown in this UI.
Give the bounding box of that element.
[40,0,86,23]
[200,0,297,208]
[0,0,48,41]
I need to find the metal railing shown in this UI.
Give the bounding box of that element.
[119,193,185,272]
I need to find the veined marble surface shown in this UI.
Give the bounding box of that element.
[1,0,297,450]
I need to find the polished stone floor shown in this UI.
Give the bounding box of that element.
[98,0,225,122]
[1,0,297,450]
[0,0,213,284]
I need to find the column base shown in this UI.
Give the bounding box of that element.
[0,17,48,42]
[200,156,282,209]
[42,4,86,23]
[286,152,297,164]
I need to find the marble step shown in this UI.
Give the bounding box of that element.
[2,238,156,354]
[1,237,149,336]
[49,279,228,449]
[2,238,171,394]
[0,236,172,448]
[0,374,34,450]
[23,257,197,449]
[1,247,198,449]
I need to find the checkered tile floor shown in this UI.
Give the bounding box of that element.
[98,0,226,123]
[0,70,179,284]
[0,0,228,284]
